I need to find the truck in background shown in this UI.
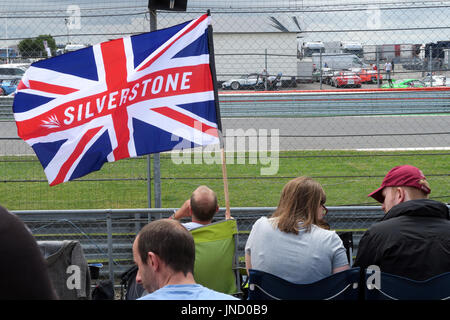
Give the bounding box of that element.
[56,44,88,55]
[297,41,325,59]
[297,41,365,82]
[296,41,324,82]
[363,43,421,63]
[444,49,449,69]
[312,53,368,70]
[340,41,363,58]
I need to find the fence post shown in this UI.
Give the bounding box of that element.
[106,210,114,282]
[429,46,433,87]
[149,8,162,215]
[319,48,323,90]
[376,46,381,88]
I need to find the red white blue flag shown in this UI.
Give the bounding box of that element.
[13,14,220,186]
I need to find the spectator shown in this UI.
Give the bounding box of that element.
[245,177,349,284]
[384,60,393,87]
[132,219,239,300]
[353,165,450,281]
[0,206,57,299]
[261,68,268,90]
[170,185,220,231]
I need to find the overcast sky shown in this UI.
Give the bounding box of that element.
[1,1,449,46]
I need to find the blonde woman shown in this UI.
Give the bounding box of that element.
[245,177,349,284]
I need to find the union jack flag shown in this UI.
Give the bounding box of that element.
[13,14,220,186]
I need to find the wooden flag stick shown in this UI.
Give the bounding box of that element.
[221,147,231,220]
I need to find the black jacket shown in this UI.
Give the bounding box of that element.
[354,199,450,281]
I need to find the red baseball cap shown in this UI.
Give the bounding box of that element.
[368,165,431,203]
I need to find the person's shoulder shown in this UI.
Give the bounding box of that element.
[310,225,342,242]
[199,285,240,300]
[253,216,270,227]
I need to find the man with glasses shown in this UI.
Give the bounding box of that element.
[353,165,450,280]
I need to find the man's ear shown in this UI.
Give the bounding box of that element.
[215,205,219,213]
[396,187,407,202]
[147,252,160,271]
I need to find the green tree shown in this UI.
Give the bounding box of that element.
[35,35,57,57]
[18,34,57,58]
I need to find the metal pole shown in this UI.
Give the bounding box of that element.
[264,49,268,91]
[153,153,162,211]
[149,9,162,213]
[319,48,323,90]
[106,211,114,282]
[429,46,433,87]
[376,46,380,88]
[146,154,152,222]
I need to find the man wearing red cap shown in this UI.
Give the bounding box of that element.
[354,165,450,281]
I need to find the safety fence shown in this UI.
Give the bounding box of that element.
[14,206,388,281]
[1,2,449,248]
[3,87,450,122]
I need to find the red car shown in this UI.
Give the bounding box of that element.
[331,71,362,88]
[355,68,383,84]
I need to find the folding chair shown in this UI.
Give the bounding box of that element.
[364,270,450,300]
[38,240,91,300]
[190,219,242,296]
[248,267,360,300]
[337,231,354,266]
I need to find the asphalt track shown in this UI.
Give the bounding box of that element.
[2,114,450,155]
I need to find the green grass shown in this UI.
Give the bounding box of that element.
[0,150,449,210]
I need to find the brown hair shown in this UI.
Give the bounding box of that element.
[137,219,195,276]
[271,177,329,234]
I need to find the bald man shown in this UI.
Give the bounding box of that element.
[170,185,219,231]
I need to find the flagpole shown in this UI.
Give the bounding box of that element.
[149,7,162,215]
[207,10,231,220]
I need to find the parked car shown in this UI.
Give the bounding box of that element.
[330,71,362,88]
[381,79,426,88]
[422,75,448,87]
[352,68,383,84]
[221,73,277,90]
[0,63,29,80]
[312,68,335,84]
[0,78,20,96]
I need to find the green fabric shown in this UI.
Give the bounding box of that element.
[190,220,238,294]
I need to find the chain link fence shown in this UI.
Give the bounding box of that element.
[1,2,449,222]
[13,206,387,281]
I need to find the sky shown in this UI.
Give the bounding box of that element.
[0,1,449,47]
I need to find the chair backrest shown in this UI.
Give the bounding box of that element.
[248,267,360,300]
[364,270,450,300]
[190,219,240,295]
[38,240,91,300]
[337,232,354,266]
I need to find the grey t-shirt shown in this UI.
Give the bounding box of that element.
[245,217,349,284]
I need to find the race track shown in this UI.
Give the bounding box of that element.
[2,114,450,155]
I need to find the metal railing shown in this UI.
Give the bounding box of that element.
[14,206,388,281]
[2,88,450,121]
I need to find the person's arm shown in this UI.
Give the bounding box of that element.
[171,199,191,220]
[333,265,350,274]
[245,252,252,276]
